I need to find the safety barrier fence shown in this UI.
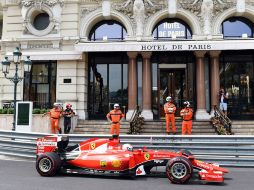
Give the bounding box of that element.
[0,130,254,167]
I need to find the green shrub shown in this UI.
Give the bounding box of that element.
[7,108,14,114]
[2,109,8,114]
[40,109,48,114]
[32,108,41,114]
[0,109,3,114]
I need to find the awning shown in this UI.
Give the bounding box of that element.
[75,39,254,52]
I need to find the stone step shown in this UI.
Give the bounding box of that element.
[139,132,217,135]
[75,124,211,128]
[232,125,254,128]
[77,120,129,125]
[74,120,254,135]
[234,132,254,135]
[232,128,254,132]
[231,121,254,125]
[141,128,215,133]
[74,120,215,135]
[74,128,129,133]
[144,121,211,125]
[76,125,130,129]
[141,125,212,129]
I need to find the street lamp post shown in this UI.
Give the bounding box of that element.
[1,47,32,131]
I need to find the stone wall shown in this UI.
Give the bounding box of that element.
[0,114,78,133]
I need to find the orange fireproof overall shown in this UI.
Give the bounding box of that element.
[180,107,193,135]
[49,108,62,134]
[107,110,124,135]
[164,102,176,133]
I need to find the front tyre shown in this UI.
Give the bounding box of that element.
[166,156,193,184]
[36,152,61,177]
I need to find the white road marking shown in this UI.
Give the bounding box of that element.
[0,155,34,162]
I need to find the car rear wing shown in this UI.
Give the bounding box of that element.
[36,135,69,154]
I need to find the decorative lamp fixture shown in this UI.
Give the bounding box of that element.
[1,57,11,75]
[13,47,22,63]
[24,56,32,72]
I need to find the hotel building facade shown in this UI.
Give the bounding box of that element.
[0,0,254,121]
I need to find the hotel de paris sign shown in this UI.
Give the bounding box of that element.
[75,40,254,52]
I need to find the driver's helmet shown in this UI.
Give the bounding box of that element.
[122,143,133,151]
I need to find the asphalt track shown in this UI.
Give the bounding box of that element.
[0,156,253,190]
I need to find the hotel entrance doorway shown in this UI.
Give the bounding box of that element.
[159,69,186,118]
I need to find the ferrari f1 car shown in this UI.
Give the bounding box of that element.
[36,135,228,184]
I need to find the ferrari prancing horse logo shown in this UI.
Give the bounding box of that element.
[144,153,150,160]
[90,143,96,150]
[100,160,107,167]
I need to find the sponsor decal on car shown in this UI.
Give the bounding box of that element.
[90,143,96,150]
[100,160,107,167]
[154,160,164,164]
[144,153,150,160]
[112,160,121,168]
[37,141,57,146]
[195,160,213,170]
[136,165,146,175]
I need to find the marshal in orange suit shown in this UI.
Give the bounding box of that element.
[106,104,124,135]
[180,101,193,135]
[164,96,177,135]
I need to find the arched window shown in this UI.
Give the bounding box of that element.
[221,17,254,38]
[152,19,192,40]
[89,20,127,41]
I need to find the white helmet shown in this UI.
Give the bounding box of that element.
[114,103,120,108]
[184,101,190,107]
[166,96,172,102]
[122,144,133,151]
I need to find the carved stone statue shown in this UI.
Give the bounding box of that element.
[123,0,154,7]
[123,0,154,36]
[192,0,224,35]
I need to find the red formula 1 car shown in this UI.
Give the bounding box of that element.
[36,135,229,184]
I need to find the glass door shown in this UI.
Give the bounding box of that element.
[221,54,254,119]
[159,69,186,118]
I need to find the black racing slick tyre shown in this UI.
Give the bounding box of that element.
[36,152,62,177]
[166,156,193,184]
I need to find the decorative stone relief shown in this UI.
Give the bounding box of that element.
[20,0,63,36]
[179,0,233,16]
[21,0,64,7]
[245,0,254,7]
[179,0,233,35]
[113,0,165,36]
[81,6,100,17]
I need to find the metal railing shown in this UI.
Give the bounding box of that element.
[211,105,232,135]
[1,130,254,167]
[129,106,144,134]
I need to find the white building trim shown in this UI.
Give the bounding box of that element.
[80,8,134,39]
[6,51,83,60]
[145,9,201,37]
[213,7,254,35]
[75,39,254,52]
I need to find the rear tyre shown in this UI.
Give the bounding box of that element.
[166,156,193,184]
[36,152,62,176]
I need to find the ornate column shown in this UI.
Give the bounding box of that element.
[126,52,138,120]
[210,51,221,116]
[141,52,153,120]
[194,51,210,120]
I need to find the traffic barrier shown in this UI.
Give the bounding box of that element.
[0,130,254,167]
